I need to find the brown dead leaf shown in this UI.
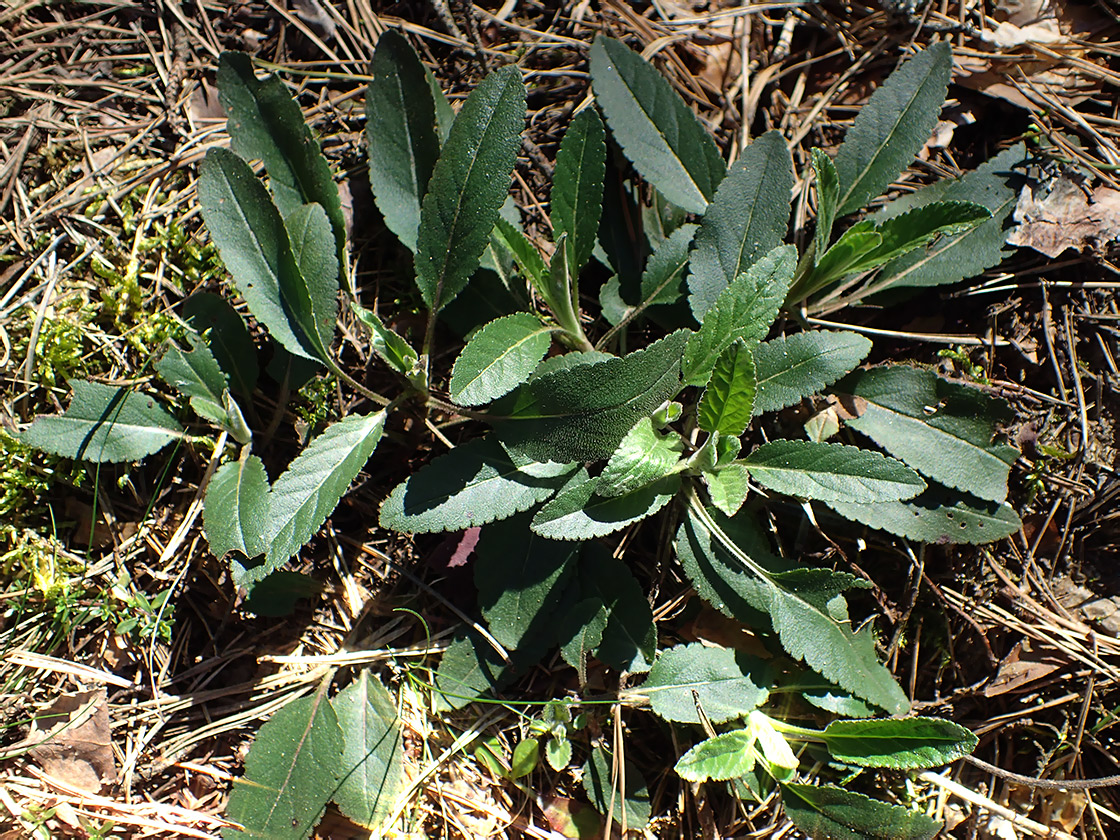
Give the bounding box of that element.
[188,78,225,124]
[1038,788,1088,832]
[290,0,337,40]
[27,688,115,792]
[954,50,1100,110]
[1008,176,1120,257]
[541,795,603,839]
[983,639,1065,697]
[955,0,1106,112]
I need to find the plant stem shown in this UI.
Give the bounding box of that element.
[329,361,390,407]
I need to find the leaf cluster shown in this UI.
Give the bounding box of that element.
[17,33,1034,837]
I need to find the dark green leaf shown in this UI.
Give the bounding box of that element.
[198,148,322,361]
[531,472,678,540]
[379,436,578,533]
[433,628,513,711]
[217,52,345,259]
[415,65,525,312]
[426,61,455,143]
[552,108,606,276]
[438,266,528,338]
[183,293,259,398]
[811,148,840,260]
[822,716,977,769]
[332,671,407,831]
[687,131,794,320]
[589,35,725,214]
[643,186,690,249]
[265,346,320,391]
[780,783,942,840]
[753,331,872,415]
[259,412,386,580]
[583,746,651,830]
[743,440,926,503]
[824,484,1022,545]
[580,546,657,673]
[23,380,183,463]
[450,313,552,406]
[475,515,579,650]
[675,506,788,624]
[282,202,339,356]
[223,687,342,840]
[241,571,321,617]
[873,143,1027,290]
[682,246,796,386]
[842,365,1018,501]
[698,339,756,435]
[366,30,440,252]
[558,598,606,686]
[204,454,270,560]
[682,507,909,713]
[481,196,520,283]
[494,329,688,462]
[597,162,647,295]
[644,643,768,724]
[639,223,697,310]
[834,43,952,216]
[847,201,991,274]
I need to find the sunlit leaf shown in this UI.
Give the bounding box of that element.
[23,380,183,464]
[752,331,871,415]
[259,412,386,580]
[743,440,925,503]
[494,330,688,463]
[415,65,525,312]
[379,436,578,533]
[332,671,407,831]
[682,246,796,386]
[223,686,342,839]
[450,313,553,406]
[833,43,951,216]
[366,30,440,252]
[204,454,270,560]
[687,131,794,319]
[644,643,768,724]
[698,339,756,435]
[780,783,942,840]
[218,52,345,259]
[842,365,1018,501]
[552,108,606,276]
[589,35,725,214]
[821,717,977,769]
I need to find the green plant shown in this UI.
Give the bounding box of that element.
[19,33,1030,837]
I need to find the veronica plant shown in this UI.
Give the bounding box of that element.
[21,33,1026,838]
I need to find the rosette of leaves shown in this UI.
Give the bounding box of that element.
[19,31,1030,839]
[367,34,1023,835]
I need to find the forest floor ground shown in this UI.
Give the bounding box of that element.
[1,0,1120,837]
